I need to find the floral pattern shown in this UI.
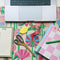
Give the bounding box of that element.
[0,7,1,11]
[0,6,60,60]
[25,23,29,26]
[18,23,25,26]
[52,26,59,32]
[25,34,39,47]
[13,29,20,37]
[35,23,51,27]
[18,23,29,26]
[14,49,30,60]
[17,59,27,60]
[0,16,5,26]
[57,19,60,26]
[12,44,16,51]
[0,7,5,14]
[38,56,43,60]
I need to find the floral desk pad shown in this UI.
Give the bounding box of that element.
[0,7,60,60]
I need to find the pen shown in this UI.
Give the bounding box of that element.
[46,40,60,44]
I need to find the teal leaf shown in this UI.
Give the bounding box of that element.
[12,51,14,55]
[14,55,18,59]
[1,7,4,14]
[19,23,25,26]
[28,27,31,31]
[1,10,4,14]
[40,24,46,29]
[38,31,42,36]
[32,27,36,31]
[37,47,41,52]
[30,24,33,26]
[53,22,55,25]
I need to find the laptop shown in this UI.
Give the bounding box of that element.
[5,0,56,21]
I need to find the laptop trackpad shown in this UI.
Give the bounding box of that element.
[19,6,42,21]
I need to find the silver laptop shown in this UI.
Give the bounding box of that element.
[5,0,56,21]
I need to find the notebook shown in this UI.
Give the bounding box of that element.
[5,0,56,21]
[0,27,13,57]
[35,24,60,60]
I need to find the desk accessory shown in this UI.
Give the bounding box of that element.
[14,35,36,57]
[35,24,60,60]
[0,27,13,57]
[46,40,60,44]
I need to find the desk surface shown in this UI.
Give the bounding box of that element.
[0,7,59,60]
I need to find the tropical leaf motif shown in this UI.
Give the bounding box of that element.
[31,27,36,31]
[4,58,9,60]
[40,24,46,29]
[12,51,14,55]
[1,7,5,14]
[18,23,25,26]
[38,31,42,36]
[30,24,33,26]
[14,55,18,59]
[28,27,31,31]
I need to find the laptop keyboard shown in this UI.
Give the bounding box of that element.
[11,0,50,6]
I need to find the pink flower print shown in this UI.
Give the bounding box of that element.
[25,23,29,26]
[14,49,30,60]
[12,44,16,51]
[13,29,20,37]
[0,7,1,11]
[18,23,21,25]
[52,26,59,32]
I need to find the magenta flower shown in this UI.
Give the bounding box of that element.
[0,7,1,11]
[18,23,21,25]
[12,44,16,51]
[25,23,29,26]
[18,23,29,26]
[14,49,30,60]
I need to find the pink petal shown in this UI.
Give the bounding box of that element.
[14,49,30,59]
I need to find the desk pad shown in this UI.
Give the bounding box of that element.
[0,7,60,60]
